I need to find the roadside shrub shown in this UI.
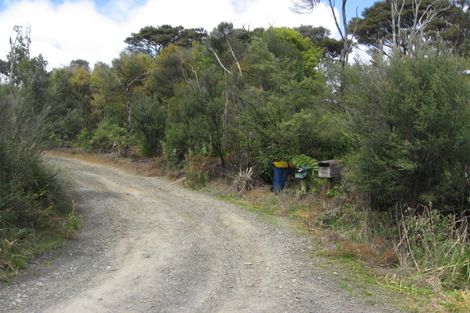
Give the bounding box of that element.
[90,119,133,155]
[132,95,166,157]
[76,128,92,151]
[346,54,470,211]
[183,154,220,189]
[0,88,74,279]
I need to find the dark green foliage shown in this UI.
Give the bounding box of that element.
[0,88,69,227]
[147,44,187,98]
[19,55,50,113]
[352,0,470,56]
[48,64,92,145]
[133,95,166,157]
[90,120,132,155]
[346,55,470,211]
[239,28,347,179]
[294,25,343,59]
[164,73,225,164]
[125,25,207,56]
[0,85,75,277]
[0,59,7,76]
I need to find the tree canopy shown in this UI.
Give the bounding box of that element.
[352,0,470,56]
[125,25,207,56]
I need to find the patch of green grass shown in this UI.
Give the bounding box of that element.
[315,251,411,311]
[439,290,470,313]
[215,193,283,225]
[0,213,83,282]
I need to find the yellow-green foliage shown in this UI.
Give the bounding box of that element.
[271,27,322,74]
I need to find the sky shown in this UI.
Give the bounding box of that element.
[0,0,377,69]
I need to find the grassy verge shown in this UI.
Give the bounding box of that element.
[0,212,82,282]
[0,158,82,282]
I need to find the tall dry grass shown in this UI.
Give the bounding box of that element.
[395,205,469,290]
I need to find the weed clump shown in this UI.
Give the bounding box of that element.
[231,167,258,194]
[396,206,469,290]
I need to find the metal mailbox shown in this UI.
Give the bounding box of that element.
[318,160,341,179]
[295,166,313,179]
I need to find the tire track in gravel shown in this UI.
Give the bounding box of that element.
[0,156,404,313]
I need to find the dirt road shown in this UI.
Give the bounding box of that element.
[0,156,402,313]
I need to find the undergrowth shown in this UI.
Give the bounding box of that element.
[306,193,470,312]
[0,89,80,281]
[183,154,220,189]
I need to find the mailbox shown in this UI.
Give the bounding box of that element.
[295,166,312,179]
[318,160,341,179]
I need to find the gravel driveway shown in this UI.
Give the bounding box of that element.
[0,156,403,313]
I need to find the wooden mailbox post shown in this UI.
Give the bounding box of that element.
[318,160,341,191]
[318,160,341,179]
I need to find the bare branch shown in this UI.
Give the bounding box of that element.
[328,0,345,41]
[290,0,320,13]
[208,47,233,75]
[226,38,242,76]
[125,71,150,93]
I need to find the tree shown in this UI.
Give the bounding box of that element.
[112,52,153,144]
[68,61,92,122]
[207,22,248,77]
[3,26,50,112]
[70,59,90,70]
[125,25,207,57]
[293,0,354,66]
[239,28,342,178]
[352,0,469,56]
[90,62,121,123]
[145,44,189,99]
[132,95,166,156]
[21,54,49,113]
[294,25,343,59]
[7,25,31,85]
[163,43,231,166]
[48,60,92,144]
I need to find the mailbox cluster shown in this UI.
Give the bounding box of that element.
[272,160,341,193]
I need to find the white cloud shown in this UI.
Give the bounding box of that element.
[0,0,338,69]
